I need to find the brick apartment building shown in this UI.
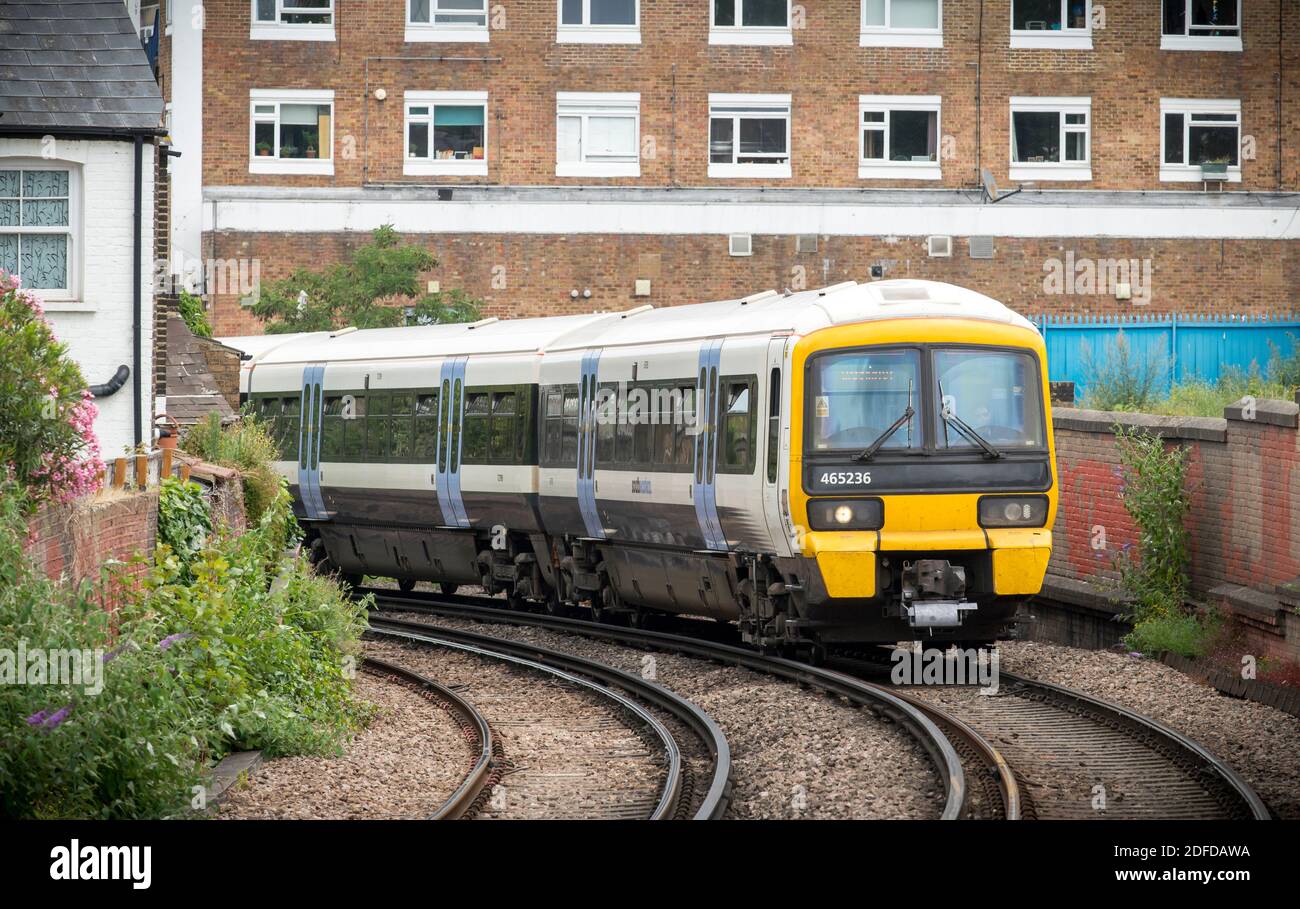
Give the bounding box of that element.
[156,1,1300,336]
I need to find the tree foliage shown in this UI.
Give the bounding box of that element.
[249,225,480,334]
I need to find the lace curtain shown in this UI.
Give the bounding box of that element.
[0,169,70,290]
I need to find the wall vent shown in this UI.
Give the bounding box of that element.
[796,234,818,254]
[968,236,995,259]
[729,233,753,257]
[927,235,953,257]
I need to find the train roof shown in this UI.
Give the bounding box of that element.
[249,280,1035,366]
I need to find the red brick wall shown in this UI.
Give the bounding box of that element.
[196,0,1299,192]
[1048,400,1300,663]
[207,229,1300,336]
[24,490,160,609]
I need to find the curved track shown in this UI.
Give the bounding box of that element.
[367,615,733,819]
[361,587,971,820]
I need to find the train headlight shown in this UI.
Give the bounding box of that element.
[808,498,884,532]
[978,495,1049,528]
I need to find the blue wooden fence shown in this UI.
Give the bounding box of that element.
[1034,313,1300,397]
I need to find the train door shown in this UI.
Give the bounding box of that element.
[693,339,726,551]
[435,356,470,528]
[761,337,792,556]
[576,350,604,539]
[297,364,328,520]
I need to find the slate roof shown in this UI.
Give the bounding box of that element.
[0,0,164,135]
[165,316,237,426]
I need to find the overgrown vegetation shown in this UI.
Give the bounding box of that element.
[0,271,103,505]
[1081,332,1300,417]
[180,411,282,523]
[1111,426,1212,657]
[249,224,481,334]
[157,478,212,580]
[178,290,213,339]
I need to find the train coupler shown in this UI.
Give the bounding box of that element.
[904,600,978,629]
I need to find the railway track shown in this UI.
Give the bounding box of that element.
[361,587,973,820]
[360,656,499,819]
[361,587,1270,821]
[366,615,734,819]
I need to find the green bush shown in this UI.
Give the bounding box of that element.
[1125,610,1219,659]
[178,291,213,339]
[180,411,282,523]
[1079,331,1168,412]
[157,478,212,577]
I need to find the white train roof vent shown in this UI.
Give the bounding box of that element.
[817,281,857,297]
[620,304,654,318]
[878,285,931,302]
[329,326,358,338]
[740,290,780,305]
[465,317,500,330]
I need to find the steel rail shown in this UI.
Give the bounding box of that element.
[367,617,732,820]
[361,656,496,820]
[361,588,968,820]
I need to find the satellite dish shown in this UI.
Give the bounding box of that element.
[981,168,1000,202]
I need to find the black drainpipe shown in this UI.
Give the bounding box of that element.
[133,135,144,449]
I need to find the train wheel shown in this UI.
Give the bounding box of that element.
[438,583,458,596]
[398,579,416,594]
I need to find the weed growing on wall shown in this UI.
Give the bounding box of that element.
[180,411,282,522]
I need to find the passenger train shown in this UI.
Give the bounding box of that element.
[239,279,1057,653]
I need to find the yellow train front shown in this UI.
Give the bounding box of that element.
[770,316,1056,648]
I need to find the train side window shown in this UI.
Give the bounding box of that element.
[367,392,391,461]
[654,386,675,469]
[614,384,634,466]
[706,367,719,482]
[675,385,696,468]
[520,385,539,465]
[722,379,754,473]
[390,392,415,461]
[543,387,564,466]
[490,390,516,463]
[632,383,652,467]
[439,380,451,471]
[766,369,781,483]
[282,395,302,464]
[561,386,579,464]
[341,394,366,462]
[321,395,344,461]
[463,391,490,463]
[450,378,463,472]
[415,391,439,462]
[255,397,283,458]
[596,383,616,465]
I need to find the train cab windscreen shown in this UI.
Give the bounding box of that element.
[809,348,923,452]
[932,348,1045,450]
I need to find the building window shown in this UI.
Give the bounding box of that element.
[710,0,792,46]
[1009,97,1091,181]
[407,0,489,43]
[251,0,335,41]
[708,94,791,179]
[1161,1,1240,51]
[861,0,942,48]
[405,92,488,176]
[1010,0,1091,49]
[558,0,640,44]
[1160,99,1241,182]
[249,90,334,175]
[858,96,941,180]
[0,167,75,297]
[556,93,640,177]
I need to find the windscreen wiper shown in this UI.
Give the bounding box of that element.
[937,382,1002,460]
[854,381,914,462]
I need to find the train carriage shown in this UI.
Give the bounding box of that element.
[244,279,1057,652]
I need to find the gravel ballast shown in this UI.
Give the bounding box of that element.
[388,610,944,819]
[216,669,471,820]
[996,641,1300,819]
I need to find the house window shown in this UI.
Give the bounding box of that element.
[1009,97,1091,181]
[0,168,75,297]
[249,91,334,175]
[1010,0,1091,49]
[251,0,335,40]
[861,0,942,48]
[405,92,488,176]
[858,96,941,180]
[558,0,640,43]
[1161,1,1240,51]
[708,94,791,179]
[1160,99,1241,182]
[407,0,489,43]
[557,93,640,177]
[710,0,792,46]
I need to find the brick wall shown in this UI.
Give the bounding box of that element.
[1047,398,1300,664]
[206,229,1300,336]
[195,0,1299,192]
[24,490,160,609]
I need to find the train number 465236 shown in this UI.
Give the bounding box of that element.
[819,471,872,486]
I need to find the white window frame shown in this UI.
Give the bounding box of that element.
[248,89,335,176]
[707,93,792,179]
[404,91,490,177]
[556,93,641,178]
[1159,98,1242,183]
[1008,96,1091,182]
[858,95,942,180]
[860,0,943,48]
[250,0,336,41]
[0,160,82,305]
[1010,0,1092,49]
[557,0,641,44]
[1160,0,1242,52]
[406,0,490,43]
[709,0,793,46]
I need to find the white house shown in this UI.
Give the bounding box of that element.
[0,0,165,458]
